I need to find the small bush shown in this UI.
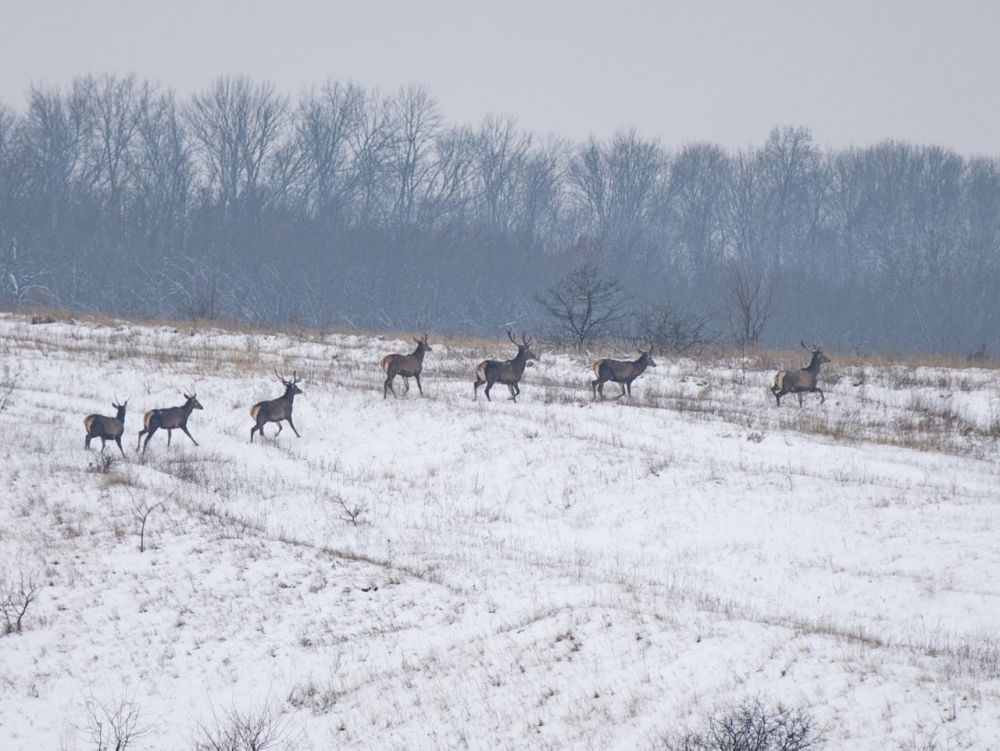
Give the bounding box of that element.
[81,692,147,750]
[664,697,823,751]
[0,573,40,635]
[192,700,289,751]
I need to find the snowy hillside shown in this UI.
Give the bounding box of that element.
[1,312,999,749]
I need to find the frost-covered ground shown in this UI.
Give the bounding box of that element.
[1,313,999,750]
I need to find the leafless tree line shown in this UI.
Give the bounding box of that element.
[0,74,998,353]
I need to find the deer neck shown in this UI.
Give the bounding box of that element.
[806,353,822,373]
[283,385,298,403]
[413,342,426,360]
[511,349,529,374]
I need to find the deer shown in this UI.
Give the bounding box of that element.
[474,329,536,402]
[250,371,303,442]
[592,342,657,400]
[771,341,830,406]
[382,334,432,399]
[137,391,204,453]
[84,398,128,457]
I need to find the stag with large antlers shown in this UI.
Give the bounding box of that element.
[592,342,657,400]
[250,371,303,442]
[84,398,128,456]
[381,334,432,399]
[137,391,204,453]
[771,341,830,406]
[474,329,536,402]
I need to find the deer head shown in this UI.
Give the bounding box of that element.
[506,328,537,362]
[801,341,830,365]
[276,370,303,395]
[183,391,204,410]
[633,339,657,367]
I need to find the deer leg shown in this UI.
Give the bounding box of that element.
[85,434,92,450]
[614,382,626,400]
[415,373,423,396]
[507,383,517,401]
[797,393,804,407]
[626,381,633,400]
[136,430,145,451]
[115,436,125,457]
[403,377,410,395]
[141,426,157,454]
[473,378,483,400]
[816,387,825,404]
[384,373,395,399]
[167,429,173,446]
[180,426,199,446]
[484,380,493,401]
[286,417,300,438]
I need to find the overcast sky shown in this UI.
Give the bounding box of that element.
[1,0,998,155]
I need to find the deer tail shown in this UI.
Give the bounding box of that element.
[475,361,487,381]
[380,355,392,373]
[250,403,261,421]
[771,372,785,393]
[592,360,603,377]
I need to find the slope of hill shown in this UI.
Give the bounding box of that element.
[1,313,998,749]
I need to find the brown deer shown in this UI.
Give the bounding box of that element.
[382,334,432,399]
[474,329,536,402]
[592,342,657,400]
[250,371,303,442]
[137,391,204,453]
[84,398,128,456]
[771,341,830,406]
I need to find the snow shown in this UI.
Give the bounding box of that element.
[1,313,998,749]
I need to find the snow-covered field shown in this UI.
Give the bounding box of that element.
[1,312,999,749]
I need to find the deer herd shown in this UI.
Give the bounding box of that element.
[83,332,832,454]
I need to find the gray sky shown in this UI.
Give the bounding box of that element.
[2,0,998,155]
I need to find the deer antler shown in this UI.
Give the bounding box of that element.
[506,328,517,345]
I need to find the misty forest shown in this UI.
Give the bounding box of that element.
[0,73,998,353]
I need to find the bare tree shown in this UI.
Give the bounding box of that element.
[0,572,40,635]
[296,81,364,221]
[726,261,779,346]
[634,302,713,354]
[387,85,441,230]
[536,263,629,348]
[192,700,288,751]
[474,115,531,233]
[186,76,288,221]
[82,692,148,751]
